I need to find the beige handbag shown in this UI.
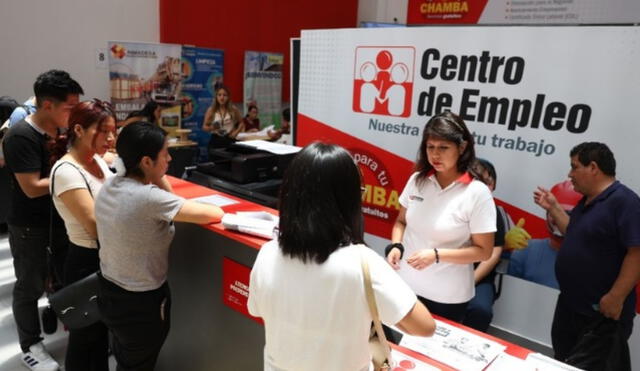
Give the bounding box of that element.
[361,252,392,371]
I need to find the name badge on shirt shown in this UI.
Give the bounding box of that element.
[409,195,424,202]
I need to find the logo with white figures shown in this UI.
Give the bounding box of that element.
[353,47,415,118]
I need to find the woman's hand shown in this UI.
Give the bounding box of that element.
[406,249,437,270]
[386,248,402,270]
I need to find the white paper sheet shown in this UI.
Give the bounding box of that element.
[235,125,275,140]
[399,320,505,371]
[190,194,239,207]
[525,353,585,371]
[234,140,301,155]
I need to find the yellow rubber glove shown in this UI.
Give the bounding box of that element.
[504,218,532,250]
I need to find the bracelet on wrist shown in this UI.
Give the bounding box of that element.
[433,248,440,264]
[384,242,404,259]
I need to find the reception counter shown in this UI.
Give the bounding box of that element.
[158,176,534,370]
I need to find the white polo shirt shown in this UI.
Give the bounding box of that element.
[397,171,496,303]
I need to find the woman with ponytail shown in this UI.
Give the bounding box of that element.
[95,121,224,370]
[49,99,116,371]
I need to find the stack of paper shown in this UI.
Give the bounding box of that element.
[234,139,301,155]
[235,125,275,141]
[221,211,279,239]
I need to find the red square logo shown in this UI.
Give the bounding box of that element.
[353,47,415,118]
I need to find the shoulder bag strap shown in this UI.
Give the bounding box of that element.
[361,250,392,365]
[51,161,93,198]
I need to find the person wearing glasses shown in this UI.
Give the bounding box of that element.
[386,111,496,323]
[49,100,116,371]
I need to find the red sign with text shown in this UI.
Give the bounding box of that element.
[407,0,488,24]
[222,257,262,324]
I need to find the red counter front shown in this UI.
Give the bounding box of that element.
[160,176,532,370]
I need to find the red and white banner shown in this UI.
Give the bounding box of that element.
[406,0,640,25]
[297,26,640,240]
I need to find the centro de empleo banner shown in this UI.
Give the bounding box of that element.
[296,26,640,241]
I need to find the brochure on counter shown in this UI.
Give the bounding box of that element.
[398,319,505,371]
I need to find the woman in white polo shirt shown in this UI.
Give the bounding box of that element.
[386,111,496,322]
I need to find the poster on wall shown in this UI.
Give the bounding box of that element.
[243,51,284,129]
[297,26,640,286]
[181,46,224,161]
[108,41,183,136]
[406,0,640,25]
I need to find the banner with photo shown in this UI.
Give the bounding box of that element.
[181,46,224,161]
[297,26,640,286]
[406,0,640,25]
[243,51,284,129]
[108,41,183,136]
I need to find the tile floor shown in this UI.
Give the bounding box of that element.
[0,231,115,371]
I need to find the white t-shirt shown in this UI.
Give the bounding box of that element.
[397,172,496,303]
[50,155,113,248]
[248,241,416,371]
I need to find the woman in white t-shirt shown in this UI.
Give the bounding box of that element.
[248,142,435,371]
[49,99,116,371]
[386,111,497,323]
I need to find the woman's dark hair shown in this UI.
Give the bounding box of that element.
[126,100,159,122]
[415,111,477,185]
[282,107,291,122]
[50,99,115,164]
[474,158,497,187]
[0,96,19,123]
[116,121,167,178]
[245,104,257,118]
[278,142,364,264]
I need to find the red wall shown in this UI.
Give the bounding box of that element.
[160,0,357,105]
